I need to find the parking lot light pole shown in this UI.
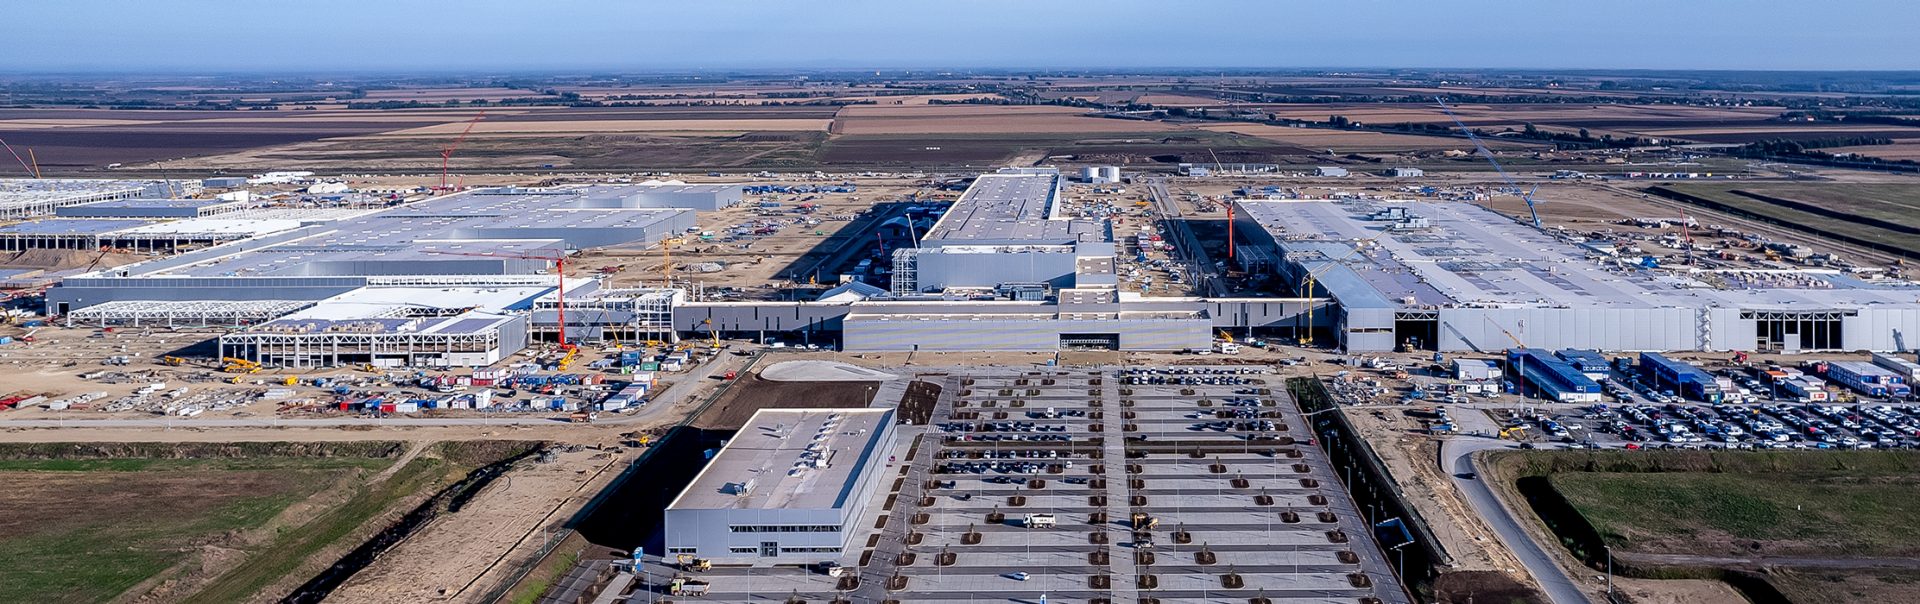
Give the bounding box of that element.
[1605,545,1613,598]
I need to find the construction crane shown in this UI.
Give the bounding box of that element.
[1434,97,1543,229]
[0,138,36,177]
[437,110,487,192]
[659,237,684,287]
[422,248,575,348]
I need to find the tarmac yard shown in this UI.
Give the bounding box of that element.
[637,365,1409,604]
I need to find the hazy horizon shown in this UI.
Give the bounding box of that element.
[4,0,1916,73]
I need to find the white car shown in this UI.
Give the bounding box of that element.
[1007,572,1031,581]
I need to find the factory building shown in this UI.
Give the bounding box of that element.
[0,178,192,220]
[575,181,742,211]
[215,286,539,368]
[1232,198,1920,353]
[890,168,1114,297]
[48,185,695,317]
[665,408,897,564]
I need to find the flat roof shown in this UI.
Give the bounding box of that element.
[130,185,689,278]
[0,218,158,235]
[1239,199,1920,311]
[0,178,163,210]
[277,285,553,321]
[922,169,1106,245]
[70,198,226,209]
[671,408,893,511]
[110,218,306,238]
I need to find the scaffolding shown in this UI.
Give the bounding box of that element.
[890,248,920,296]
[217,315,520,368]
[0,179,160,220]
[65,300,315,327]
[531,287,679,344]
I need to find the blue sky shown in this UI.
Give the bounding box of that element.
[4,0,1914,72]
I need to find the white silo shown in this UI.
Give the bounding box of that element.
[1099,166,1121,183]
[1082,167,1101,182]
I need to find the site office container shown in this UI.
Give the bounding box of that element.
[1871,353,1920,383]
[1825,361,1899,398]
[1638,352,1724,403]
[1783,378,1831,402]
[1554,349,1611,379]
[1507,349,1603,403]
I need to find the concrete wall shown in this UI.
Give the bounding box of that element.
[48,276,368,313]
[915,248,1082,292]
[843,316,1211,351]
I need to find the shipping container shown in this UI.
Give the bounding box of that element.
[1871,353,1920,383]
[1826,361,1907,398]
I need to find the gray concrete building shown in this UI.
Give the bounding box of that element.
[891,168,1114,296]
[665,408,897,564]
[1232,198,1920,353]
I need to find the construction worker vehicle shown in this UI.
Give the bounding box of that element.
[160,356,186,366]
[220,357,261,374]
[675,554,712,571]
[1022,513,1057,529]
[1130,512,1158,530]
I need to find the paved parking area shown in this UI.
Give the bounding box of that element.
[634,366,1408,604]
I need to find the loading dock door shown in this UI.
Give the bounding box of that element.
[1060,333,1120,350]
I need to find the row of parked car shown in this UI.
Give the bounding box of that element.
[1584,402,1920,449]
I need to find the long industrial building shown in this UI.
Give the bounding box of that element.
[665,408,897,563]
[0,178,193,220]
[1232,198,1920,353]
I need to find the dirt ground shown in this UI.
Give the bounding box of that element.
[1610,577,1750,604]
[692,374,878,430]
[1344,407,1532,577]
[329,446,631,604]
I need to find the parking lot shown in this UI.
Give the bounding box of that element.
[641,365,1408,604]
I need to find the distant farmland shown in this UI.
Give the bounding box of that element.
[1652,182,1920,258]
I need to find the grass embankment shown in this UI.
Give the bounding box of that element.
[0,440,537,604]
[1553,471,1920,558]
[1485,449,1920,604]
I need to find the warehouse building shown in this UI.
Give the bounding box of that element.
[665,408,897,564]
[1232,198,1920,353]
[54,198,244,218]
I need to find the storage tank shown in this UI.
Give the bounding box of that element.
[1082,167,1101,182]
[1099,166,1121,182]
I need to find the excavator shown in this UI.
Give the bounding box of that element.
[675,554,712,571]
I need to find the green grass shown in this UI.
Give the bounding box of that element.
[1660,182,1920,253]
[0,471,339,604]
[0,457,393,472]
[1551,470,1920,557]
[180,457,448,604]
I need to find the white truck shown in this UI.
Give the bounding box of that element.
[1022,513,1056,529]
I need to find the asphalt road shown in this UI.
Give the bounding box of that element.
[1443,437,1593,604]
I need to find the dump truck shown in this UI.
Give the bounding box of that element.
[1022,513,1056,529]
[569,411,598,424]
[669,577,710,596]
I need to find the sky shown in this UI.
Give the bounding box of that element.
[3,0,1916,73]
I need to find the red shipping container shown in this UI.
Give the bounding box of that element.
[379,403,397,413]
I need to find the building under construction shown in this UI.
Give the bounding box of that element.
[1231,198,1920,353]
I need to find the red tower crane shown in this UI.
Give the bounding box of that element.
[422,248,574,348]
[438,111,487,191]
